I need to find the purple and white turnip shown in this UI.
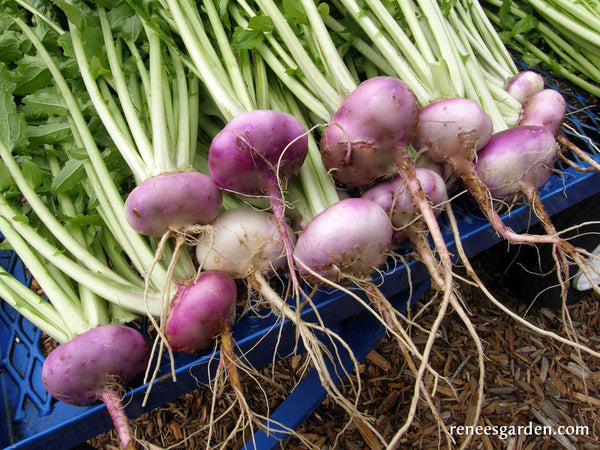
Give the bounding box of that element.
[165,270,237,354]
[42,325,150,450]
[208,109,309,298]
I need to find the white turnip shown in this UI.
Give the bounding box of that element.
[293,198,393,284]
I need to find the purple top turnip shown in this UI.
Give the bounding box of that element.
[42,325,149,406]
[124,171,223,236]
[505,70,545,105]
[413,97,494,174]
[320,76,419,186]
[518,89,566,136]
[293,198,393,283]
[208,109,309,196]
[165,270,237,354]
[474,125,557,203]
[42,325,150,449]
[363,168,448,243]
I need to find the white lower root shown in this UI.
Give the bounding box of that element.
[250,271,387,446]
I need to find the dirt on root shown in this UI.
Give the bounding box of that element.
[86,243,600,450]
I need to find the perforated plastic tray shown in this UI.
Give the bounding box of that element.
[2,67,600,449]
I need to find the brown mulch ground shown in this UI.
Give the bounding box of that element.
[87,243,600,450]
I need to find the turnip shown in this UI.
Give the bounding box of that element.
[165,270,237,354]
[518,88,566,136]
[42,325,150,450]
[516,88,600,173]
[505,70,545,105]
[208,110,309,298]
[124,172,223,237]
[195,206,369,442]
[362,168,448,245]
[474,126,557,204]
[474,125,599,302]
[293,198,393,284]
[320,76,419,186]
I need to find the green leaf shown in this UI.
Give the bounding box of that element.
[19,158,43,189]
[0,64,29,152]
[12,214,30,224]
[59,213,103,226]
[248,16,274,32]
[0,30,22,64]
[231,27,264,50]
[12,55,53,96]
[51,159,86,194]
[21,87,68,118]
[282,0,308,25]
[54,1,85,28]
[28,120,72,146]
[0,160,16,191]
[511,17,538,37]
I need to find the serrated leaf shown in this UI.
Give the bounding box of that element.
[51,159,86,194]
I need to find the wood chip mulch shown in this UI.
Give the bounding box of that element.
[87,243,600,450]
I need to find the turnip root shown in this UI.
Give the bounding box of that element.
[505,70,545,105]
[124,172,222,237]
[293,198,393,284]
[42,325,149,450]
[517,88,600,173]
[320,76,419,186]
[195,206,372,444]
[363,168,448,245]
[196,208,293,278]
[208,110,309,298]
[474,125,600,302]
[124,171,224,392]
[518,89,566,136]
[165,270,237,354]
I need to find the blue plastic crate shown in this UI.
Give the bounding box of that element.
[2,70,600,448]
